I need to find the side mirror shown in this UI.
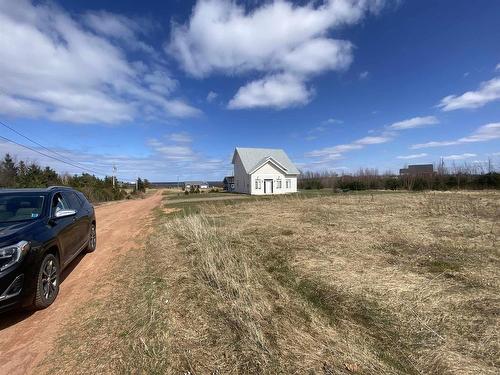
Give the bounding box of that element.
[55,209,76,218]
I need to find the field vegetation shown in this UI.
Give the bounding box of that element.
[299,163,500,191]
[42,190,499,374]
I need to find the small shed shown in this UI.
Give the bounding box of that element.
[223,176,235,192]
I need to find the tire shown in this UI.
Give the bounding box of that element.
[33,254,60,310]
[86,223,97,253]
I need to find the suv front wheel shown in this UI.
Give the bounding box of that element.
[33,254,60,309]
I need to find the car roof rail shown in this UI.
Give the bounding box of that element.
[47,186,72,190]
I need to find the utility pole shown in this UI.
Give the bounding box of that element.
[112,164,117,188]
[136,176,139,191]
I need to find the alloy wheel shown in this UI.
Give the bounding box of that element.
[41,259,58,301]
[90,225,96,249]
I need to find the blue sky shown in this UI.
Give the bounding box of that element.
[0,0,499,181]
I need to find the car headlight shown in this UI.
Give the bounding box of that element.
[0,241,30,272]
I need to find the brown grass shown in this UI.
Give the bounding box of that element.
[42,191,500,374]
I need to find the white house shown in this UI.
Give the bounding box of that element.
[232,147,300,195]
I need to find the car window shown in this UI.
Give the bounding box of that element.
[63,192,82,210]
[52,193,69,215]
[76,191,90,205]
[0,195,45,223]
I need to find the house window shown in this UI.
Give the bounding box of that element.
[276,178,282,189]
[286,179,291,189]
[255,178,262,189]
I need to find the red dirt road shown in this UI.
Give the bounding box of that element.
[0,191,162,375]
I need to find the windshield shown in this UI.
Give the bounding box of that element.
[0,194,45,223]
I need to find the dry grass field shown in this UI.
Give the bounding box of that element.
[42,191,499,374]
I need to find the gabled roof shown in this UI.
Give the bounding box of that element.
[232,147,300,175]
[249,156,288,174]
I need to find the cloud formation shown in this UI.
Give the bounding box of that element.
[441,153,476,161]
[412,122,500,149]
[228,74,312,109]
[206,91,218,103]
[305,114,440,166]
[147,134,229,177]
[323,118,344,125]
[306,132,392,158]
[0,0,200,124]
[396,153,428,160]
[389,116,438,130]
[169,0,386,109]
[437,77,500,111]
[167,132,193,143]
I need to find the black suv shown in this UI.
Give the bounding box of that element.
[0,187,96,312]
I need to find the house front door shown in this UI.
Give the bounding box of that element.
[264,179,273,194]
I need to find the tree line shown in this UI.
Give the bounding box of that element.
[0,153,150,202]
[299,162,500,191]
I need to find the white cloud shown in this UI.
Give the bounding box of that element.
[306,132,392,158]
[412,122,500,149]
[437,77,500,111]
[143,70,178,95]
[355,135,392,145]
[84,11,141,40]
[323,118,343,125]
[206,91,218,102]
[304,120,341,140]
[0,0,199,124]
[495,63,500,71]
[389,116,439,130]
[359,71,369,79]
[169,0,386,109]
[228,74,312,109]
[442,153,477,161]
[0,93,47,118]
[411,141,458,148]
[146,135,229,177]
[396,153,428,160]
[305,114,440,166]
[167,133,192,143]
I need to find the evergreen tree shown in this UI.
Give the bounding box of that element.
[0,153,17,187]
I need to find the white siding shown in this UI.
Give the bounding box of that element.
[233,153,250,194]
[250,161,297,195]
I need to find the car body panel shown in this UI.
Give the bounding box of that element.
[0,187,96,312]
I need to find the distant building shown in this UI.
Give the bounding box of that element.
[184,181,209,190]
[399,164,434,176]
[223,176,235,192]
[232,147,300,195]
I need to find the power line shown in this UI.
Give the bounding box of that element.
[0,119,111,176]
[0,133,110,177]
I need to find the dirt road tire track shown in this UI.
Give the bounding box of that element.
[0,191,162,375]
